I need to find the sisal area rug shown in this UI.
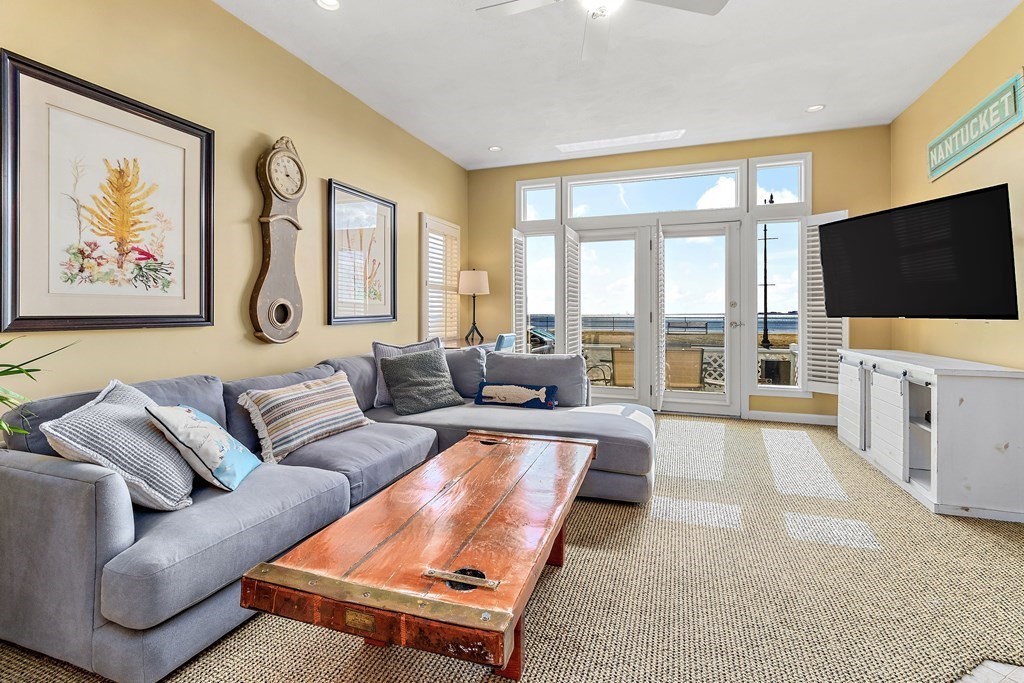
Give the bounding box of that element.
[3,415,1024,682]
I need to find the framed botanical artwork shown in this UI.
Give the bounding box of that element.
[327,179,396,325]
[0,50,214,331]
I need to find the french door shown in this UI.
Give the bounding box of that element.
[581,221,741,416]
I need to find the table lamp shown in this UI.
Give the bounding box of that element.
[459,269,489,345]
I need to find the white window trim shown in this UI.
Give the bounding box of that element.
[419,213,461,345]
[516,177,562,232]
[749,152,812,219]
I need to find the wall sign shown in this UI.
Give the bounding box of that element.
[928,70,1023,181]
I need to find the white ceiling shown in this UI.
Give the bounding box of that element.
[214,0,1020,170]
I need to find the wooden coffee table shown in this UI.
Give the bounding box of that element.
[241,430,596,680]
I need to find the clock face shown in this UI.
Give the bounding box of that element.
[269,152,304,198]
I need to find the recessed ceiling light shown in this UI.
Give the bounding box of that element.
[488,146,502,152]
[580,0,625,14]
[806,104,826,113]
[556,129,685,153]
[316,0,340,10]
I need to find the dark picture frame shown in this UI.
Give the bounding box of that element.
[326,179,397,325]
[0,50,214,332]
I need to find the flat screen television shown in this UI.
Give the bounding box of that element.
[818,184,1017,319]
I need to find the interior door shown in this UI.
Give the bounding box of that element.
[656,222,742,416]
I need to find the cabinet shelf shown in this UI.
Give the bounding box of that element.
[910,416,932,433]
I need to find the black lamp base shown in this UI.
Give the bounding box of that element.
[464,294,484,346]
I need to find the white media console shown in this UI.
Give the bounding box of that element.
[837,348,1024,522]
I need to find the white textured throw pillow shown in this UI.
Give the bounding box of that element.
[371,337,441,408]
[41,380,194,511]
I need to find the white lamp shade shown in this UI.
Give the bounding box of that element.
[458,270,490,295]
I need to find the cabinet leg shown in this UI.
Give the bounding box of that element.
[494,616,523,680]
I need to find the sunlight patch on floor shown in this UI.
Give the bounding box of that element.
[783,511,881,550]
[657,422,726,481]
[649,496,742,529]
[762,428,848,500]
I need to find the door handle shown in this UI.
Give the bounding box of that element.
[729,321,743,328]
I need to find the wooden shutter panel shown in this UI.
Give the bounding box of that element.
[421,216,461,346]
[654,222,667,410]
[563,226,582,357]
[512,229,527,353]
[803,211,848,394]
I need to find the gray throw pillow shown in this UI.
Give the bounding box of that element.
[40,380,194,511]
[372,338,441,408]
[445,346,487,398]
[379,349,465,416]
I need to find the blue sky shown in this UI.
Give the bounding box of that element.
[526,165,801,316]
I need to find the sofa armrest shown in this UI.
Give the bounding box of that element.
[0,450,134,670]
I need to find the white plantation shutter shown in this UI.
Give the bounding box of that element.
[512,229,528,353]
[803,211,848,394]
[563,226,582,356]
[420,215,461,346]
[654,222,667,410]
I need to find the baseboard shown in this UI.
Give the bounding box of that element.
[743,410,837,426]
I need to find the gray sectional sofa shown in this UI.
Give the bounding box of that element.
[0,349,655,683]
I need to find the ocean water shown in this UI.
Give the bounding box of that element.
[529,314,799,334]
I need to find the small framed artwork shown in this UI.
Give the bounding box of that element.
[0,50,214,331]
[327,179,397,325]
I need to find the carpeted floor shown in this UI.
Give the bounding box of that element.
[3,415,1024,682]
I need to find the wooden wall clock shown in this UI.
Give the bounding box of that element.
[251,136,306,343]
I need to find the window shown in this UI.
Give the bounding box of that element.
[420,215,460,346]
[517,178,561,227]
[581,238,636,388]
[755,163,803,205]
[568,170,738,218]
[755,221,800,387]
[526,234,556,353]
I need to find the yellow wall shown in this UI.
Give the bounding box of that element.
[0,0,468,398]
[468,127,894,415]
[890,2,1024,367]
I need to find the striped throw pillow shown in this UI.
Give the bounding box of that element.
[238,372,370,463]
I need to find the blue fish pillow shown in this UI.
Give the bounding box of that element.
[475,382,558,410]
[147,405,261,491]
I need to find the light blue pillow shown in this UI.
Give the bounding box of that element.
[147,405,261,491]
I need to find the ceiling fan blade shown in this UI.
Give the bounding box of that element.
[581,11,610,64]
[475,0,562,16]
[635,0,729,16]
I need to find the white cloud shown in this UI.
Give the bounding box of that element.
[617,183,630,210]
[573,203,590,217]
[696,176,737,210]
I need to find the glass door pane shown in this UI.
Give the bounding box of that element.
[664,234,727,395]
[755,222,800,386]
[580,239,636,389]
[526,234,556,354]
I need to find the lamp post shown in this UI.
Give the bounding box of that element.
[459,269,490,346]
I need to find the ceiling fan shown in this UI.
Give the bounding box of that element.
[474,0,730,62]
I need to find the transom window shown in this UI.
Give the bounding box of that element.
[567,169,739,219]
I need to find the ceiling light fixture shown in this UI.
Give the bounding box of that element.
[556,129,685,153]
[580,0,625,16]
[488,146,503,152]
[805,104,826,113]
[316,0,340,10]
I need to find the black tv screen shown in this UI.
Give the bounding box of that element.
[818,184,1017,319]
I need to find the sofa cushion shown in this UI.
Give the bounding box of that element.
[279,422,437,505]
[319,354,378,412]
[101,463,350,630]
[371,338,441,407]
[380,349,464,416]
[4,374,225,456]
[484,353,589,407]
[445,347,487,398]
[368,402,655,476]
[41,381,195,511]
[222,365,335,456]
[238,372,370,463]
